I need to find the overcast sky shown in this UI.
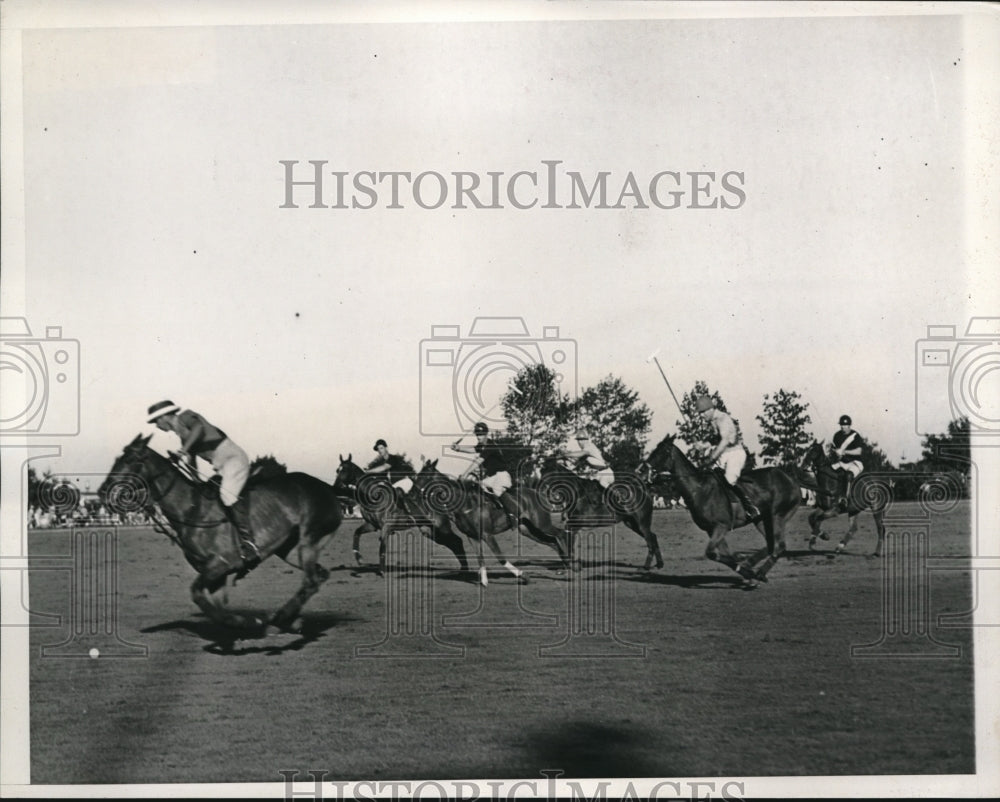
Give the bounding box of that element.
[3,2,997,486]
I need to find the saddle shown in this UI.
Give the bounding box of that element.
[711,468,761,522]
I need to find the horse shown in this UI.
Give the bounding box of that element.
[98,434,344,631]
[538,456,665,571]
[642,438,801,586]
[332,455,469,574]
[798,440,888,556]
[410,459,572,587]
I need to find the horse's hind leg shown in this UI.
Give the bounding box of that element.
[750,514,787,582]
[518,517,572,569]
[269,533,334,632]
[483,531,526,584]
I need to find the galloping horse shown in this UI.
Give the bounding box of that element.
[332,455,469,573]
[642,437,801,585]
[799,440,888,556]
[538,457,665,571]
[99,434,344,631]
[411,460,571,586]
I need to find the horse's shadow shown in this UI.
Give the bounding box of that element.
[618,571,747,589]
[141,610,361,656]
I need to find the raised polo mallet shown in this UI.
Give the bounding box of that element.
[647,349,685,418]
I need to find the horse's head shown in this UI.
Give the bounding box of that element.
[539,453,569,476]
[98,434,155,511]
[333,453,363,491]
[646,436,677,474]
[800,439,826,470]
[413,458,440,489]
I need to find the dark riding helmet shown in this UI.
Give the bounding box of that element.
[473,422,489,435]
[373,438,388,451]
[839,414,852,426]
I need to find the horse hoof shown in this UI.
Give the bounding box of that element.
[741,578,759,590]
[517,574,529,585]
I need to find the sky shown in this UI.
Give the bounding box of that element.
[2,3,998,488]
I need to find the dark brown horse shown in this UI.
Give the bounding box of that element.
[799,440,888,556]
[332,455,469,573]
[643,438,801,586]
[537,457,665,571]
[98,434,343,631]
[411,459,571,586]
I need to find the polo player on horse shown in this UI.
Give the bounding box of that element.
[694,395,762,521]
[147,400,262,571]
[829,414,865,508]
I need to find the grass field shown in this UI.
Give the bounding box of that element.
[26,501,974,784]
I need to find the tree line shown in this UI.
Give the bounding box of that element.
[26,371,971,520]
[492,365,971,502]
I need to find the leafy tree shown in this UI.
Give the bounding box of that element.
[675,381,740,470]
[861,440,895,473]
[500,364,575,459]
[574,374,653,470]
[755,389,812,467]
[920,417,971,475]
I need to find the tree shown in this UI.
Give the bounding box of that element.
[500,364,575,459]
[861,440,895,473]
[920,417,971,475]
[675,381,740,470]
[756,389,812,467]
[574,374,653,470]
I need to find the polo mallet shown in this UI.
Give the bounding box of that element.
[647,349,686,419]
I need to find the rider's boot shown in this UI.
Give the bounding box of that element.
[732,482,762,523]
[226,495,261,571]
[836,470,850,509]
[498,491,521,531]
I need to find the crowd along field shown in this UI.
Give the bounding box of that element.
[27,502,974,784]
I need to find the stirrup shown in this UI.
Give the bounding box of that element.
[240,540,262,565]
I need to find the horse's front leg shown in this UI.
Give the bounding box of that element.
[808,507,838,549]
[352,521,376,565]
[190,575,263,630]
[834,513,860,554]
[705,525,755,587]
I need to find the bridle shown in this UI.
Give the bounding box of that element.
[116,445,228,539]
